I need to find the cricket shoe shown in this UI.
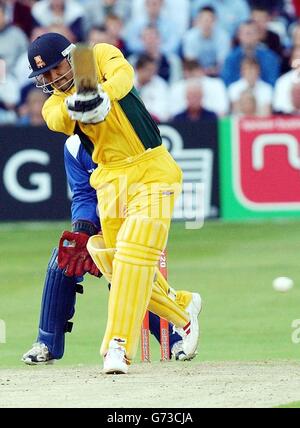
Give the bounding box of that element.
[22,342,54,365]
[171,340,196,361]
[103,339,129,374]
[174,293,202,360]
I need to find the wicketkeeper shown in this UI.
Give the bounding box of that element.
[27,33,201,374]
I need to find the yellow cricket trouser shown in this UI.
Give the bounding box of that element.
[90,145,184,361]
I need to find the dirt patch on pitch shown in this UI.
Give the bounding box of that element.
[0,361,300,408]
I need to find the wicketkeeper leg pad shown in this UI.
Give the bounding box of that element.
[38,248,83,359]
[87,234,115,282]
[100,216,168,361]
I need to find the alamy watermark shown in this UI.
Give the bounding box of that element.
[291,319,300,344]
[94,176,205,230]
[0,319,6,344]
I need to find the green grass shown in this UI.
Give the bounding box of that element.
[1,220,300,368]
[275,401,300,408]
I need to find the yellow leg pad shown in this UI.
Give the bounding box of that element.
[100,216,168,361]
[100,261,155,360]
[155,270,192,309]
[87,235,115,283]
[149,281,189,328]
[175,290,193,310]
[117,216,169,254]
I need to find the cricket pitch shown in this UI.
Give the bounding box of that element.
[1,361,300,408]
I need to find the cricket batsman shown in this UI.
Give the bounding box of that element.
[27,33,201,374]
[22,134,197,364]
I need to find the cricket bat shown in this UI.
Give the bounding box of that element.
[71,45,98,93]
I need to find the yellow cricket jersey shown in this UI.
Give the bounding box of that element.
[42,43,162,165]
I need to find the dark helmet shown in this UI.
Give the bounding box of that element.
[28,32,73,78]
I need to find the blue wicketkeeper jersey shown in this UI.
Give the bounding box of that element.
[64,136,100,231]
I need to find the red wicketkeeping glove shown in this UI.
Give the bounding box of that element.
[58,230,100,277]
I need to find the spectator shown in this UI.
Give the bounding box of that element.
[105,14,128,56]
[87,25,111,47]
[135,54,169,122]
[273,46,300,113]
[14,26,47,105]
[18,87,48,125]
[84,0,131,36]
[31,0,85,41]
[228,57,273,115]
[0,56,4,82]
[10,0,35,37]
[291,23,300,49]
[293,0,300,16]
[284,0,300,18]
[290,81,300,114]
[47,23,77,41]
[282,23,300,72]
[221,20,281,86]
[131,0,190,39]
[234,88,258,116]
[169,59,229,117]
[0,108,17,124]
[0,74,20,124]
[251,5,283,56]
[182,6,231,76]
[247,1,285,15]
[128,25,182,82]
[173,79,217,122]
[0,2,28,77]
[191,0,250,37]
[124,0,181,55]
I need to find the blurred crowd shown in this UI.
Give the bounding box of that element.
[1,0,300,126]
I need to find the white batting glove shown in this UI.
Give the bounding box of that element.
[65,85,111,124]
